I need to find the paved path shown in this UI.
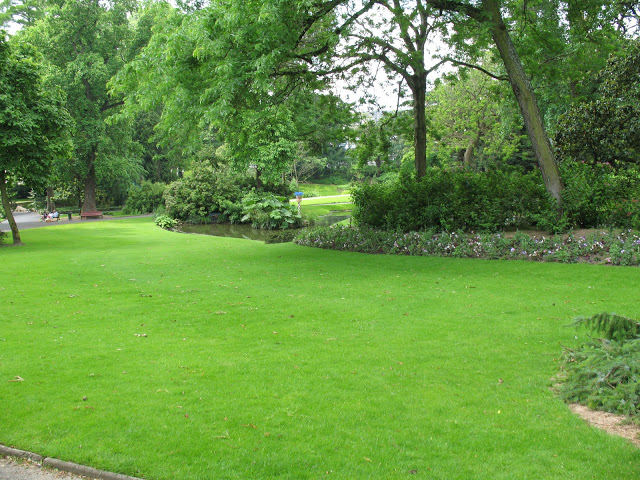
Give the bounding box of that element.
[0,457,90,480]
[0,212,151,232]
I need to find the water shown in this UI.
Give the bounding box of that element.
[177,215,350,241]
[177,223,281,241]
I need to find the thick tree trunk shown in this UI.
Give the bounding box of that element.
[483,0,564,208]
[411,73,428,178]
[82,150,98,212]
[46,187,55,212]
[0,170,23,246]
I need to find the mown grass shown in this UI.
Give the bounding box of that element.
[296,183,350,197]
[1,218,639,479]
[292,194,351,206]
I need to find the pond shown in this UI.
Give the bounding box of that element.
[177,215,350,241]
[177,223,281,241]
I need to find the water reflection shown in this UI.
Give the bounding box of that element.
[177,223,280,241]
[177,215,350,241]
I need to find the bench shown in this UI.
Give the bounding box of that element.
[80,211,103,220]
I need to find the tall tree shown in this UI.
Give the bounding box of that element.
[426,67,524,170]
[0,35,71,245]
[114,1,452,180]
[25,0,141,213]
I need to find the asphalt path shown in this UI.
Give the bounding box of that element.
[0,211,151,232]
[0,457,93,480]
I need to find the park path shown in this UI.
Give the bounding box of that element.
[0,211,151,232]
[0,456,90,480]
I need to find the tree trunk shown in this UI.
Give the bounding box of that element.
[255,167,263,190]
[82,149,98,212]
[410,73,428,178]
[0,170,23,246]
[464,134,480,168]
[375,157,382,176]
[483,0,564,208]
[46,186,55,212]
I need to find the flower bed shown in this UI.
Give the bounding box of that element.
[294,225,640,266]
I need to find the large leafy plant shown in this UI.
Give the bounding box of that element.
[241,192,301,230]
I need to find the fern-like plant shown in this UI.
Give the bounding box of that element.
[571,312,640,343]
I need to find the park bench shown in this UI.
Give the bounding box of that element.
[80,211,103,220]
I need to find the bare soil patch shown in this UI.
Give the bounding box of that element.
[570,404,640,447]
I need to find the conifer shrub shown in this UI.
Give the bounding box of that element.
[557,313,640,423]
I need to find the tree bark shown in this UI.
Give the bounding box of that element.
[46,186,55,212]
[255,167,263,190]
[482,0,564,208]
[410,72,428,178]
[82,149,98,212]
[464,133,480,168]
[0,170,23,246]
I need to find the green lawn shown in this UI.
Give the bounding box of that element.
[292,194,351,206]
[1,218,639,479]
[295,183,350,197]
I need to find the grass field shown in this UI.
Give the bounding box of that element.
[1,218,639,479]
[295,184,350,197]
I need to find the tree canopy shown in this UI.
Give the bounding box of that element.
[0,33,71,244]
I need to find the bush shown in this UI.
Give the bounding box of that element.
[123,181,167,215]
[164,162,243,221]
[240,192,302,230]
[557,313,640,423]
[560,161,640,229]
[351,169,553,233]
[154,215,177,230]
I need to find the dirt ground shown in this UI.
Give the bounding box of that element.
[570,404,640,447]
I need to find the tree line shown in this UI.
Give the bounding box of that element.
[1,0,639,245]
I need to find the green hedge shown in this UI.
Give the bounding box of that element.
[351,169,552,232]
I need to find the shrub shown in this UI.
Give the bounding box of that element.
[154,215,177,230]
[123,182,167,215]
[164,162,243,221]
[240,192,302,230]
[560,161,640,229]
[351,169,552,233]
[557,313,640,423]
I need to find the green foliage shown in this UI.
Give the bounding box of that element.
[154,214,177,230]
[123,181,167,215]
[556,40,640,168]
[21,0,143,212]
[0,37,71,185]
[572,313,640,344]
[557,313,640,422]
[560,161,640,229]
[163,161,242,221]
[351,169,552,233]
[240,192,302,230]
